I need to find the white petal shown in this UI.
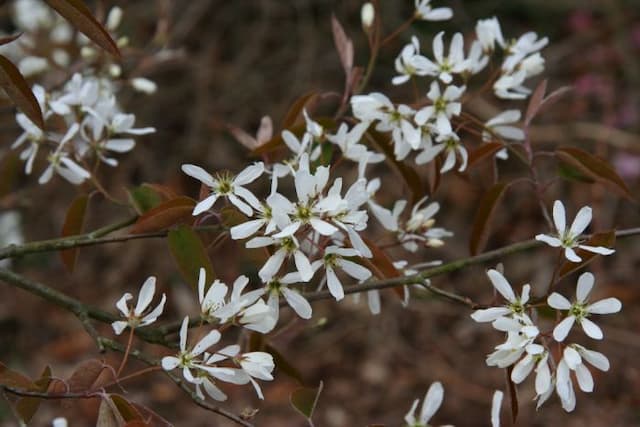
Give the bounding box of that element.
[491,390,503,427]
[535,234,562,247]
[552,200,566,233]
[309,218,339,236]
[587,298,622,315]
[111,321,128,335]
[470,307,511,322]
[192,330,221,356]
[578,244,615,256]
[234,162,264,186]
[419,381,443,423]
[228,193,253,216]
[575,364,593,392]
[193,194,219,215]
[569,206,592,236]
[576,272,594,303]
[134,276,156,315]
[281,287,312,319]
[339,259,372,282]
[578,347,609,371]
[179,316,189,351]
[547,292,571,310]
[553,315,575,342]
[161,356,180,371]
[293,250,314,282]
[259,249,286,283]
[487,269,516,302]
[181,164,215,186]
[580,317,603,339]
[230,219,265,240]
[564,247,582,263]
[115,293,132,316]
[326,267,344,301]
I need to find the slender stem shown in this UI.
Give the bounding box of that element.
[116,327,135,377]
[380,16,416,46]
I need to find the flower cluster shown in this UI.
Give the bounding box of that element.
[471,269,621,412]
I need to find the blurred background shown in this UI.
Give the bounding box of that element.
[0,0,639,425]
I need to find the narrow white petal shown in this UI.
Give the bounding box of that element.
[487,269,516,302]
[326,267,344,301]
[193,194,218,215]
[547,292,571,310]
[587,297,622,314]
[578,244,615,256]
[569,206,592,236]
[192,330,222,356]
[553,315,575,342]
[281,288,312,319]
[576,272,595,303]
[111,321,128,335]
[419,381,443,423]
[293,250,314,282]
[535,234,562,247]
[491,390,503,427]
[575,363,594,392]
[580,317,603,340]
[552,200,566,233]
[161,356,180,371]
[134,276,156,315]
[181,164,215,186]
[564,247,582,263]
[470,307,511,322]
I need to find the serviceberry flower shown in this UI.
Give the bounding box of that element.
[415,81,465,135]
[547,272,622,341]
[112,276,166,335]
[404,381,444,427]
[510,344,552,397]
[416,132,468,173]
[536,200,615,262]
[493,69,530,99]
[392,36,431,85]
[476,17,505,53]
[314,245,372,301]
[424,31,467,84]
[326,122,385,163]
[414,0,453,21]
[555,344,609,412]
[181,162,264,216]
[486,313,540,368]
[482,110,525,160]
[471,269,530,323]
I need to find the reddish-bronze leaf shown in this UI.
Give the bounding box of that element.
[0,54,44,129]
[96,397,121,427]
[558,230,616,279]
[363,237,401,279]
[265,343,305,385]
[525,79,547,126]
[331,15,353,77]
[43,0,120,58]
[131,196,195,234]
[15,366,52,423]
[0,33,22,46]
[281,91,318,130]
[60,194,89,272]
[67,359,107,392]
[110,394,144,422]
[167,224,215,290]
[0,362,33,388]
[555,147,634,200]
[468,142,505,168]
[469,182,509,255]
[128,401,174,427]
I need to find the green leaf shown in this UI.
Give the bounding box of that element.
[290,381,323,421]
[131,196,195,234]
[555,147,634,201]
[167,224,215,290]
[127,184,165,214]
[15,366,52,423]
[558,230,616,279]
[43,0,120,58]
[469,182,509,255]
[0,54,44,130]
[60,194,89,272]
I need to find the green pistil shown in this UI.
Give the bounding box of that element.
[434,97,447,113]
[570,303,587,320]
[324,253,339,267]
[295,204,312,222]
[509,300,525,315]
[444,138,457,149]
[267,279,282,294]
[214,172,234,194]
[281,237,296,253]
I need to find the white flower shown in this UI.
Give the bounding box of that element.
[51,417,68,427]
[327,122,385,163]
[486,314,539,368]
[471,269,530,323]
[161,317,234,384]
[493,70,530,100]
[482,110,525,160]
[392,37,432,85]
[555,344,609,412]
[415,81,465,135]
[38,124,91,185]
[463,40,489,75]
[236,299,278,333]
[414,0,453,21]
[248,234,314,283]
[424,31,467,84]
[476,17,505,52]
[112,276,166,335]
[416,132,467,173]
[502,32,548,73]
[404,381,444,426]
[510,344,551,395]
[209,275,268,327]
[198,268,228,321]
[547,272,622,341]
[314,245,372,301]
[181,162,264,216]
[263,272,313,320]
[49,73,99,114]
[236,352,275,399]
[535,200,615,262]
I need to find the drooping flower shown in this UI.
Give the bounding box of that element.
[112,276,166,335]
[414,0,453,21]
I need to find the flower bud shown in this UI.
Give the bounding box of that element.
[107,6,123,31]
[131,77,158,95]
[361,3,374,30]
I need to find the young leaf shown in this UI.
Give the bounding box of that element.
[60,194,90,272]
[558,231,616,279]
[66,359,107,392]
[281,92,318,130]
[15,366,52,423]
[131,197,196,234]
[110,394,144,422]
[0,54,44,130]
[525,79,547,126]
[127,184,166,214]
[468,142,505,169]
[469,182,509,255]
[0,362,32,388]
[167,224,215,290]
[43,0,120,58]
[97,397,121,427]
[363,237,401,279]
[557,162,596,184]
[290,381,324,421]
[555,147,634,201]
[331,15,353,77]
[0,33,22,47]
